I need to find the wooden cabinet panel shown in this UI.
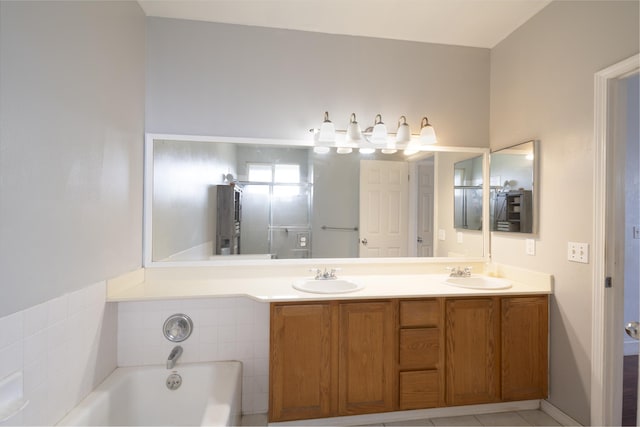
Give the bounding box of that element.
[445,297,500,406]
[270,303,333,421]
[400,300,440,327]
[399,328,440,369]
[501,296,549,400]
[399,370,439,410]
[339,301,395,415]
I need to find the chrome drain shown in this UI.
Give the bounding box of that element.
[166,372,182,390]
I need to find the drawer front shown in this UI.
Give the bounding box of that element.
[399,328,440,369]
[399,370,439,410]
[400,300,439,327]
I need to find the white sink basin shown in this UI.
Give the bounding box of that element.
[444,275,512,290]
[293,279,364,294]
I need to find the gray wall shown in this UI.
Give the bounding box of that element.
[145,18,490,147]
[489,1,639,424]
[0,1,146,317]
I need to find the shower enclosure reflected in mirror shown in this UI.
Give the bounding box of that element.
[489,140,538,233]
[453,155,483,231]
[144,134,489,264]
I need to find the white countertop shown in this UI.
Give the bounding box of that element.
[107,263,552,303]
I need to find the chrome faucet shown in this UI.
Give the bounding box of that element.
[167,345,183,369]
[310,268,338,280]
[447,266,472,278]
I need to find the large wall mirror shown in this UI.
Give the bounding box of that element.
[144,134,490,265]
[489,140,538,234]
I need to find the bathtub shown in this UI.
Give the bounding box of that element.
[57,361,242,426]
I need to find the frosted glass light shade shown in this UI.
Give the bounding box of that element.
[317,111,336,143]
[345,113,363,142]
[395,116,411,143]
[419,117,437,145]
[370,114,388,144]
[318,121,336,142]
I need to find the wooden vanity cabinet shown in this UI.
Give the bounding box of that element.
[397,299,445,410]
[269,303,333,421]
[270,295,548,422]
[339,301,395,415]
[501,295,549,401]
[269,300,395,421]
[445,297,501,406]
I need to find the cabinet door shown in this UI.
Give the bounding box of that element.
[339,301,395,415]
[270,303,333,421]
[501,296,548,400]
[445,298,500,406]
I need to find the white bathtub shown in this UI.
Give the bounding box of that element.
[57,361,242,426]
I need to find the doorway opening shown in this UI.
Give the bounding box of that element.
[592,54,639,426]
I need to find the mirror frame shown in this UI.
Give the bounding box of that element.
[489,139,539,236]
[143,133,491,267]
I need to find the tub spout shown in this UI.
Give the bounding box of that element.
[167,345,183,369]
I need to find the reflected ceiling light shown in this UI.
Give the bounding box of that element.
[313,146,330,154]
[336,147,353,154]
[381,148,397,154]
[419,117,437,145]
[359,147,376,154]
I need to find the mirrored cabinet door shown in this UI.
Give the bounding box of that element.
[489,140,538,234]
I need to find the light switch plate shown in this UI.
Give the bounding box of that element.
[634,226,640,240]
[525,239,535,255]
[438,229,446,241]
[457,232,464,244]
[568,242,589,263]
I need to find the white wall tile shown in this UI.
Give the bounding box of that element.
[116,296,270,414]
[0,342,23,381]
[0,281,117,426]
[23,303,48,337]
[0,312,23,349]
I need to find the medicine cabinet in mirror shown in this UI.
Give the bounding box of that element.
[489,140,538,234]
[144,134,489,265]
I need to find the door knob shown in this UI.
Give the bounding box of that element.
[361,238,368,246]
[417,236,423,243]
[625,321,639,340]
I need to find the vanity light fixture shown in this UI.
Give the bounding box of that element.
[310,112,438,154]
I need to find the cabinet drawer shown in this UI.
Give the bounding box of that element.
[399,370,439,410]
[399,328,440,369]
[400,300,440,327]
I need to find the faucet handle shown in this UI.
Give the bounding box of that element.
[309,268,322,279]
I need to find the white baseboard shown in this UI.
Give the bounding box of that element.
[540,400,582,426]
[269,400,540,426]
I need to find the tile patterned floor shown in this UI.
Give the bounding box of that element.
[240,410,564,426]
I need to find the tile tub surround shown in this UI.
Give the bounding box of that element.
[117,297,269,414]
[0,281,116,426]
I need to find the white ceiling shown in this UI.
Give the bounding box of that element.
[137,0,552,49]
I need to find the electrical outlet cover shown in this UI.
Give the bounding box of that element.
[525,239,535,255]
[568,242,589,263]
